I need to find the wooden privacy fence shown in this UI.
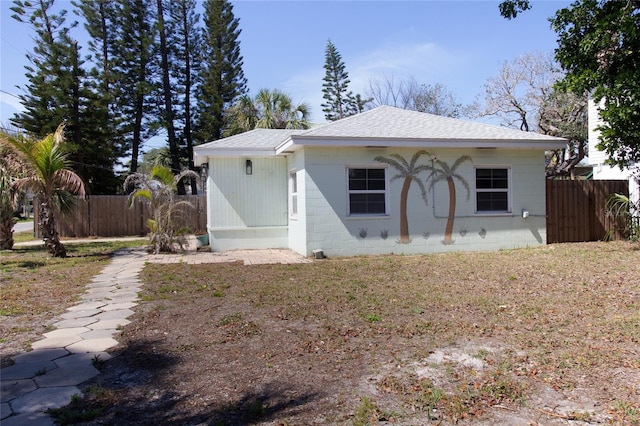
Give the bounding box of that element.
[35,195,206,238]
[546,179,628,244]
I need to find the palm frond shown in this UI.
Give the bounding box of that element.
[451,173,471,200]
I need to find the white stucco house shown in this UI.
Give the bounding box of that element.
[587,99,639,205]
[194,106,566,257]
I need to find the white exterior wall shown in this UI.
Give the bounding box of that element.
[587,99,639,205]
[287,151,307,255]
[299,147,548,257]
[206,157,288,251]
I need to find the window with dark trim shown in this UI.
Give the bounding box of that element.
[476,168,510,212]
[348,168,387,215]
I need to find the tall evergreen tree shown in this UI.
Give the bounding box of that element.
[72,0,123,193]
[321,39,370,121]
[110,0,156,174]
[154,0,182,193]
[10,0,118,194]
[167,0,200,193]
[196,0,247,143]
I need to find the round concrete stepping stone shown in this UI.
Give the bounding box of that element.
[31,335,82,350]
[1,378,37,402]
[8,385,80,414]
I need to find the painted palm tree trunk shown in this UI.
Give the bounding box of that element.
[444,176,457,244]
[399,175,412,243]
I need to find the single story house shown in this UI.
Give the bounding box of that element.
[194,106,567,257]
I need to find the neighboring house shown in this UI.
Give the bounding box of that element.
[194,106,566,257]
[588,99,639,205]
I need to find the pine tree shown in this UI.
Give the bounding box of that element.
[110,0,157,174]
[10,0,118,194]
[73,0,124,193]
[321,39,373,121]
[167,0,200,193]
[196,0,247,143]
[155,0,183,193]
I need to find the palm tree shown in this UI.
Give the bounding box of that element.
[124,165,199,254]
[225,88,311,136]
[374,151,430,243]
[0,125,85,257]
[425,155,472,245]
[0,140,25,250]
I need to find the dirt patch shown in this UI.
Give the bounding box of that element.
[42,242,640,424]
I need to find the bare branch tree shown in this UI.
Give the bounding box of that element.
[367,75,466,118]
[477,52,588,178]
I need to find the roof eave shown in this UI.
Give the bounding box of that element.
[193,147,277,165]
[286,136,568,150]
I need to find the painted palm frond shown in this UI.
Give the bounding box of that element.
[450,172,471,200]
[374,150,431,243]
[423,154,473,245]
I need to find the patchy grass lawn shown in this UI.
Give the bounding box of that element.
[55,241,640,425]
[0,238,145,365]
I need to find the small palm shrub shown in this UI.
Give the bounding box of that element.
[124,166,199,254]
[606,193,640,241]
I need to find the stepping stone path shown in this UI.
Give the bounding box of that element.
[0,249,148,425]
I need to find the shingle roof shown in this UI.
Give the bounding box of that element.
[297,106,565,141]
[196,128,305,150]
[194,106,567,163]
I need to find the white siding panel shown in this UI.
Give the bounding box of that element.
[588,99,607,165]
[210,157,287,228]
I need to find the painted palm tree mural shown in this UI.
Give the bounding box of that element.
[374,151,430,243]
[426,154,472,245]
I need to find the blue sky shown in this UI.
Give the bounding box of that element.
[1,0,571,143]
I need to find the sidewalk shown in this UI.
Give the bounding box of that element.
[1,245,310,424]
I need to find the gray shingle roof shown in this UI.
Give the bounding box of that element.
[196,128,305,150]
[194,106,567,163]
[298,106,565,141]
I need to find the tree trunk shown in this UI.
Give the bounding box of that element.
[399,176,412,243]
[156,0,185,194]
[0,217,15,250]
[39,200,66,257]
[443,177,456,245]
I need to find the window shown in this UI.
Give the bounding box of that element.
[289,171,298,217]
[348,168,387,215]
[476,168,510,212]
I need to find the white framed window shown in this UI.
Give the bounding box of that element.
[475,167,511,213]
[347,167,388,216]
[289,170,298,218]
